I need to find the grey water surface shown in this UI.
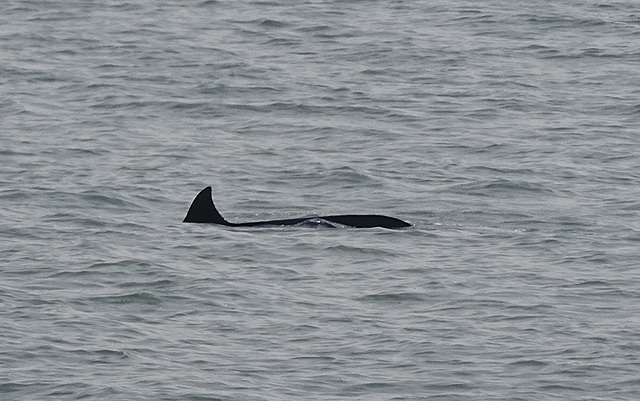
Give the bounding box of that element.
[2,0,640,400]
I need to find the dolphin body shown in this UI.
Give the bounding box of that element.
[183,186,411,229]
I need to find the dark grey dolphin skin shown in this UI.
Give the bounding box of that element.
[183,186,411,229]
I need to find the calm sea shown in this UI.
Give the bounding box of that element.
[2,0,640,399]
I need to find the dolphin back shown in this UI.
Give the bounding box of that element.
[183,186,411,229]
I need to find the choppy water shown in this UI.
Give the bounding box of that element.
[2,0,640,399]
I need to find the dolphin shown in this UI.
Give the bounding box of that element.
[183,186,411,229]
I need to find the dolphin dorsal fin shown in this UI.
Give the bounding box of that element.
[183,187,230,224]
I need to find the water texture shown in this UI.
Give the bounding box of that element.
[2,0,640,399]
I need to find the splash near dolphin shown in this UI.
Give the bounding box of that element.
[183,186,411,229]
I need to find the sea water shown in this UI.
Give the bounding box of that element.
[2,1,640,399]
